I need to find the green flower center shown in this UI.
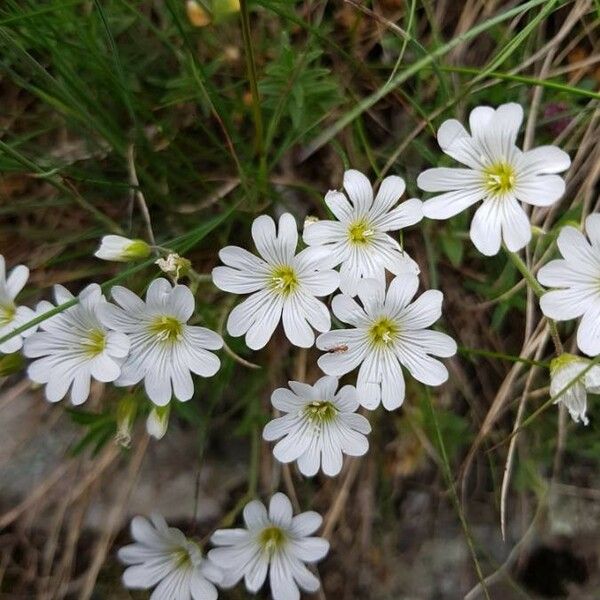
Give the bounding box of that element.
[348,220,374,245]
[259,526,286,554]
[483,162,516,196]
[0,303,16,327]
[149,315,184,343]
[270,266,299,296]
[368,317,398,346]
[81,328,107,356]
[304,400,338,424]
[172,547,192,569]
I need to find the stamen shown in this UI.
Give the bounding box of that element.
[270,266,298,296]
[149,315,184,343]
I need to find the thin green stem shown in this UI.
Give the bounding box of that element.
[422,388,491,600]
[239,0,267,196]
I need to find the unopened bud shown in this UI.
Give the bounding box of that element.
[147,404,170,440]
[95,235,151,262]
[0,352,24,377]
[115,394,138,447]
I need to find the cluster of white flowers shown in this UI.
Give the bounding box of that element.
[118,493,328,600]
[3,101,599,599]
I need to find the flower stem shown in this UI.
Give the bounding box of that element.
[507,250,563,354]
[239,0,267,199]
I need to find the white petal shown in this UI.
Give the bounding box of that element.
[122,560,173,589]
[172,366,194,401]
[146,278,172,308]
[317,330,367,376]
[289,537,330,562]
[537,259,594,288]
[210,529,250,546]
[251,214,279,264]
[470,200,503,256]
[321,427,343,476]
[296,439,321,477]
[501,197,531,252]
[299,270,339,296]
[384,274,419,317]
[437,118,469,152]
[401,329,457,358]
[469,105,495,138]
[219,245,269,271]
[343,169,373,214]
[557,226,600,272]
[539,288,594,320]
[289,558,321,593]
[290,512,322,537]
[90,354,121,383]
[370,175,405,218]
[212,266,266,294]
[70,372,91,405]
[372,198,423,231]
[263,414,295,441]
[190,571,218,600]
[380,353,406,411]
[277,213,299,263]
[6,265,29,298]
[356,351,382,410]
[491,103,523,145]
[518,146,571,175]
[271,387,305,412]
[282,298,316,348]
[577,300,600,357]
[324,190,353,222]
[313,375,339,400]
[585,214,600,248]
[145,368,173,406]
[243,500,269,530]
[331,294,368,326]
[302,221,345,247]
[270,553,300,600]
[244,553,269,593]
[422,187,485,220]
[397,347,449,386]
[269,492,293,527]
[515,175,565,207]
[417,168,481,192]
[399,289,443,330]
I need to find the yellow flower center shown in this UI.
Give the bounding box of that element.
[348,220,374,245]
[81,328,107,356]
[0,303,16,327]
[368,317,398,346]
[270,266,299,296]
[149,315,184,343]
[483,162,516,196]
[259,526,286,554]
[304,400,338,424]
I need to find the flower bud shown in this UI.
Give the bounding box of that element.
[95,235,151,262]
[0,352,25,377]
[550,353,600,426]
[115,394,138,447]
[147,405,170,440]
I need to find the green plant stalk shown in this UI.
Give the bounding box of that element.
[239,0,267,199]
[422,387,491,600]
[507,250,563,354]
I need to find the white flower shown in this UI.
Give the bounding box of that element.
[119,514,222,600]
[208,493,329,600]
[302,169,423,296]
[95,235,151,262]
[538,215,600,356]
[99,278,222,406]
[418,103,570,256]
[212,213,339,350]
[263,375,370,477]
[550,354,600,426]
[316,275,457,410]
[23,284,130,405]
[0,255,36,354]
